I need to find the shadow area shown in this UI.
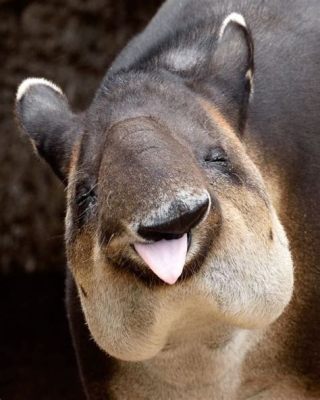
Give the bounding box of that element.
[0,271,85,400]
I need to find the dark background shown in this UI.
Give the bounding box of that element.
[0,0,162,398]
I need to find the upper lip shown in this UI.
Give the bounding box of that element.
[105,229,211,287]
[132,231,192,249]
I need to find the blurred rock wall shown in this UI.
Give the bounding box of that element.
[0,0,162,273]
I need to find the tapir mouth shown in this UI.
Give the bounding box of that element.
[104,227,215,287]
[101,190,217,285]
[134,233,189,285]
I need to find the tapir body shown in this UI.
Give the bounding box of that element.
[15,0,320,399]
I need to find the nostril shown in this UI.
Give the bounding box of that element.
[138,195,210,242]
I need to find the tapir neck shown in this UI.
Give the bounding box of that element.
[108,326,259,400]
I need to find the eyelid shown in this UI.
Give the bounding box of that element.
[204,147,228,163]
[74,184,97,218]
[76,187,95,204]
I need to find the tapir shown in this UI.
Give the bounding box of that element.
[15,0,320,398]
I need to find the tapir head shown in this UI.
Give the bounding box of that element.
[15,14,293,361]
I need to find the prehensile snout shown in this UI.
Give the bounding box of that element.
[134,191,210,284]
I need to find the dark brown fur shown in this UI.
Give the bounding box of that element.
[15,0,320,398]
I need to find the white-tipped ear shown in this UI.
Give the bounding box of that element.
[15,77,76,182]
[219,12,247,39]
[16,77,63,102]
[212,12,254,132]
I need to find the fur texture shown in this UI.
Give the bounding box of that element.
[15,0,320,398]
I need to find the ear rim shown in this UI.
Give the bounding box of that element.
[16,77,64,102]
[219,12,247,39]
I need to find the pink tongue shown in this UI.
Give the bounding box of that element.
[134,234,188,285]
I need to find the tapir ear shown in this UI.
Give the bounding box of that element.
[15,78,77,183]
[214,13,254,132]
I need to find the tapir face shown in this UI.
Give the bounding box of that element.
[15,15,293,362]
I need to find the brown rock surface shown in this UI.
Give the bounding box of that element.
[0,0,162,273]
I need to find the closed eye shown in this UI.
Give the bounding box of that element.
[204,147,228,164]
[75,185,97,219]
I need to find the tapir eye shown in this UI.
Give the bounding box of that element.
[75,185,97,218]
[204,147,228,164]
